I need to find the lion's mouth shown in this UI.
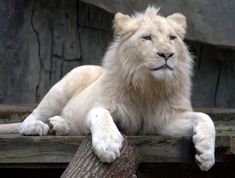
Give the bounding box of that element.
[152,64,173,71]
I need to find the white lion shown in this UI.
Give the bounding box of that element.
[0,7,215,171]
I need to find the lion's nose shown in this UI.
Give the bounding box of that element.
[157,51,174,60]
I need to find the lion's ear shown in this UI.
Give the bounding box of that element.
[114,12,136,36]
[167,13,187,39]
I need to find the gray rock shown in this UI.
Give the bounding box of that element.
[0,0,112,103]
[81,0,235,49]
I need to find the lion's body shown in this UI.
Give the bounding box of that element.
[0,6,215,171]
[47,60,192,136]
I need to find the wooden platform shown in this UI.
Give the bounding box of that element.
[0,105,235,177]
[0,134,233,167]
[1,104,235,123]
[0,104,234,167]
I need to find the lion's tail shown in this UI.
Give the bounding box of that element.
[0,123,21,134]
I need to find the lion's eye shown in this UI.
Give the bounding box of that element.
[142,35,152,41]
[169,35,177,40]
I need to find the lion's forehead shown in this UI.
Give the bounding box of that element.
[135,16,173,36]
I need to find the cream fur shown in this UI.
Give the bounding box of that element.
[1,7,215,171]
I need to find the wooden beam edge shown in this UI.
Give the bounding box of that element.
[0,134,233,165]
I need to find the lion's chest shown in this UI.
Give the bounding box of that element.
[112,99,173,135]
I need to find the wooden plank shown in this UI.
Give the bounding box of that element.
[215,121,235,134]
[0,104,36,116]
[0,104,36,124]
[0,134,233,167]
[194,108,235,121]
[2,105,235,116]
[0,118,234,135]
[0,135,81,164]
[1,105,235,122]
[195,108,235,114]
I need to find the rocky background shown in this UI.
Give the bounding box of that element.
[0,0,235,108]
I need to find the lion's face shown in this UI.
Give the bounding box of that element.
[114,7,188,81]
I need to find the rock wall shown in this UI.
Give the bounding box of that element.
[0,0,112,103]
[188,41,235,108]
[0,0,234,108]
[82,0,235,49]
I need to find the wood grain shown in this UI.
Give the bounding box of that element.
[61,138,141,178]
[0,134,233,167]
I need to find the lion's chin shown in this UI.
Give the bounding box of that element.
[151,68,174,80]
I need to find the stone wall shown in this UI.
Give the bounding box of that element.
[188,41,235,108]
[82,0,235,49]
[0,0,112,103]
[0,0,234,108]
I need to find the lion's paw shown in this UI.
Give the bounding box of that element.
[19,119,49,136]
[48,116,69,135]
[195,151,215,171]
[92,131,124,163]
[193,132,215,171]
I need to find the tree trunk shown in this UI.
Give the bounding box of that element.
[61,137,141,178]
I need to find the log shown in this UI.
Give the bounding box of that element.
[61,137,141,178]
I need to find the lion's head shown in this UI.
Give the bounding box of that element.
[103,6,193,93]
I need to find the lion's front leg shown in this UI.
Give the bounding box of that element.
[159,111,215,171]
[86,107,124,162]
[191,112,215,171]
[20,66,103,136]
